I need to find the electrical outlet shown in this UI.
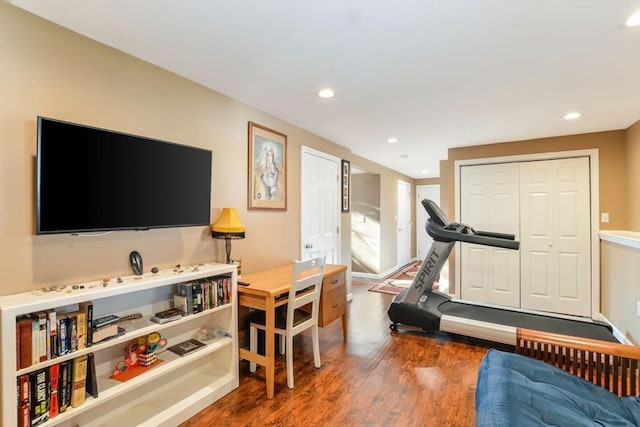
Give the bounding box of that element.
[601,212,610,223]
[637,301,640,317]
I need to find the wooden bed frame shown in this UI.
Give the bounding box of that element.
[516,328,640,397]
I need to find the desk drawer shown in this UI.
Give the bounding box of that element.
[322,270,345,294]
[319,285,346,327]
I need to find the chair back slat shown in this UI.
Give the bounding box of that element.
[286,257,326,328]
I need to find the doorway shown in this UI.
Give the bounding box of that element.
[300,146,340,263]
[397,180,411,268]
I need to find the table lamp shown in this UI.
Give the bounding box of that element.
[211,207,245,264]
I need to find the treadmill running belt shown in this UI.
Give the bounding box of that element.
[440,301,618,343]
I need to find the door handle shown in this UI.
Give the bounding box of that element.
[305,243,313,249]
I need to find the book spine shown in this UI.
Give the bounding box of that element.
[86,353,98,398]
[71,355,88,408]
[178,283,194,315]
[191,282,203,313]
[58,316,69,356]
[58,360,72,414]
[47,310,57,359]
[17,374,30,427]
[76,310,87,350]
[80,301,94,347]
[29,368,49,426]
[17,316,32,369]
[69,315,78,353]
[49,363,60,418]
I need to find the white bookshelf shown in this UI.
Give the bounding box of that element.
[0,262,239,427]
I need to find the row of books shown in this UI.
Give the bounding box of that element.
[173,276,232,316]
[17,353,97,427]
[16,302,94,370]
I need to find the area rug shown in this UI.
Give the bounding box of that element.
[368,260,421,295]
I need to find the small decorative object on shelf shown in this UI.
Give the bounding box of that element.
[111,332,167,380]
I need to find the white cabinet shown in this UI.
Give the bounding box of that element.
[0,262,238,427]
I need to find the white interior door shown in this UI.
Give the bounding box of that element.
[416,185,440,260]
[460,163,521,307]
[520,157,591,316]
[397,180,411,267]
[301,147,340,263]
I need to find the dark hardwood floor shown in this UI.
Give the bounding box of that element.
[180,275,507,427]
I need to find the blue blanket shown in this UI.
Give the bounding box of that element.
[476,349,640,426]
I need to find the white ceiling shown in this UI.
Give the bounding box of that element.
[11,0,640,178]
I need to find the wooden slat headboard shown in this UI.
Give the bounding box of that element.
[516,328,640,397]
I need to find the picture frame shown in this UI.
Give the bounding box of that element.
[248,122,287,210]
[341,159,350,212]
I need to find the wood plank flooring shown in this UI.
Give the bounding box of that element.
[180,275,508,427]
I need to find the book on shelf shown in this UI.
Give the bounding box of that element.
[151,308,184,324]
[57,314,70,356]
[173,294,190,316]
[92,322,120,343]
[71,354,88,408]
[58,359,73,414]
[68,314,78,353]
[46,309,58,359]
[177,283,194,315]
[17,374,29,427]
[75,309,87,350]
[191,281,203,313]
[30,312,47,364]
[17,315,32,369]
[79,301,94,347]
[29,367,49,426]
[92,314,120,329]
[86,353,99,399]
[49,363,60,419]
[168,338,207,356]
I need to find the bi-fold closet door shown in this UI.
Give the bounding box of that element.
[459,157,591,317]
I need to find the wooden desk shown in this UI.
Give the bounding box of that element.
[238,263,348,398]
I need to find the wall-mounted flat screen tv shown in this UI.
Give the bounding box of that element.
[36,116,212,235]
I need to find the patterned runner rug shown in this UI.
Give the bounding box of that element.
[368,261,421,295]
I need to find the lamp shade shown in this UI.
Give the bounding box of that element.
[211,208,245,239]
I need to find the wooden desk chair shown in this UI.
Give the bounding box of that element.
[249,256,326,389]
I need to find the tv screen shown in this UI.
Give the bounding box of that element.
[36,116,212,234]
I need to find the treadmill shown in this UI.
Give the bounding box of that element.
[387,199,617,345]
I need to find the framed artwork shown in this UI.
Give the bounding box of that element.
[248,122,287,210]
[341,159,350,212]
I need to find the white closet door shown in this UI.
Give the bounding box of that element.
[520,157,591,316]
[460,163,521,307]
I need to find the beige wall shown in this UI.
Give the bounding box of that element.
[627,120,640,231]
[601,240,640,343]
[0,3,412,296]
[441,130,629,229]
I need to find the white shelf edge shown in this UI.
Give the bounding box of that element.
[38,336,233,427]
[16,302,233,376]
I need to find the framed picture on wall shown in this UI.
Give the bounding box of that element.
[342,159,350,212]
[248,121,287,210]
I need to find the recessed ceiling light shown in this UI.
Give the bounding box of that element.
[626,10,640,27]
[421,170,429,174]
[318,88,335,98]
[387,137,398,144]
[564,112,581,120]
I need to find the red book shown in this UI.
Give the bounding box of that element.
[17,316,32,369]
[49,364,60,418]
[17,374,29,427]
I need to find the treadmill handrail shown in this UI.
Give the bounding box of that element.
[427,219,520,250]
